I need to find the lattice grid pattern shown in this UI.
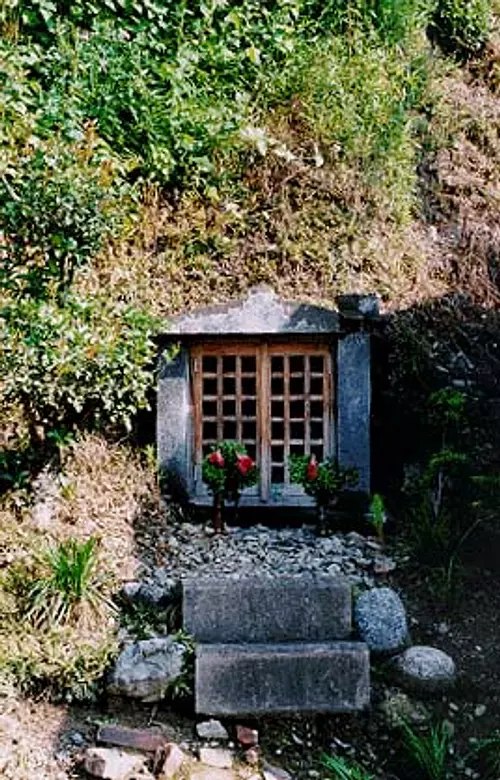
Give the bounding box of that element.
[268,351,329,486]
[192,343,333,502]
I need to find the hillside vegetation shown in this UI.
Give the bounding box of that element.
[1,0,500,703]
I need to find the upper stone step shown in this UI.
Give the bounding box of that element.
[183,574,352,643]
[195,641,370,715]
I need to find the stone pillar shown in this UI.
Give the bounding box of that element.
[157,345,192,495]
[336,332,371,494]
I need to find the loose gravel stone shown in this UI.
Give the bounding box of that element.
[137,524,396,593]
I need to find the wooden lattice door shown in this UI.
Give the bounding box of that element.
[191,342,334,504]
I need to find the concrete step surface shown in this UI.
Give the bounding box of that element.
[183,575,352,644]
[195,641,370,715]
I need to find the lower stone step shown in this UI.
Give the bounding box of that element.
[195,642,370,716]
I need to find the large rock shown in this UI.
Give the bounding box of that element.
[195,642,369,716]
[354,587,408,653]
[392,646,456,694]
[183,575,352,643]
[108,636,186,702]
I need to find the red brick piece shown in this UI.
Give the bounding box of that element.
[97,725,166,753]
[236,725,259,747]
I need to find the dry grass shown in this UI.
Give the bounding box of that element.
[53,434,162,582]
[418,69,500,307]
[80,162,445,318]
[0,434,163,583]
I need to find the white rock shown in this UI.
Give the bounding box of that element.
[196,720,229,741]
[189,769,235,780]
[263,762,293,780]
[393,646,456,694]
[83,747,145,780]
[199,747,233,769]
[158,743,187,779]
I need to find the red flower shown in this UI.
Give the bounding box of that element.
[208,450,225,468]
[236,453,254,476]
[306,454,318,481]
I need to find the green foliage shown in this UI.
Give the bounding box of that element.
[202,441,258,501]
[0,295,158,438]
[401,721,452,780]
[0,534,118,701]
[119,599,182,641]
[289,455,358,507]
[320,753,374,780]
[22,537,113,627]
[0,137,127,300]
[368,493,386,541]
[166,630,195,701]
[471,730,500,778]
[431,0,490,58]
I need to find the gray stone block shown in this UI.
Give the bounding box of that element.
[183,575,352,643]
[337,332,371,493]
[195,642,370,715]
[157,346,192,494]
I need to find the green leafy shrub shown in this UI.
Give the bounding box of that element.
[289,454,359,507]
[0,136,127,300]
[0,295,158,440]
[202,441,258,501]
[404,389,500,577]
[0,535,118,701]
[430,0,490,58]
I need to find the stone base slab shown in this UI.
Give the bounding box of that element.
[195,641,370,715]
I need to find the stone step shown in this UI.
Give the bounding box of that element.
[195,641,370,715]
[183,575,352,643]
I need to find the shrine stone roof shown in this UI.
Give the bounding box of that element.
[165,286,379,337]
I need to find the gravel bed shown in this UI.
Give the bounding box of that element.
[139,523,397,591]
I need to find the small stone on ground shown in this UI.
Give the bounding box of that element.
[158,743,187,779]
[392,645,456,693]
[236,725,259,747]
[198,748,234,769]
[189,769,236,780]
[83,747,146,779]
[196,720,229,741]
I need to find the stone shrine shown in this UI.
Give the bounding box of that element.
[157,286,378,505]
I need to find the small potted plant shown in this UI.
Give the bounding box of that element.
[289,454,359,535]
[202,441,258,533]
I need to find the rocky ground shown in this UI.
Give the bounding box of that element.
[1,515,500,779]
